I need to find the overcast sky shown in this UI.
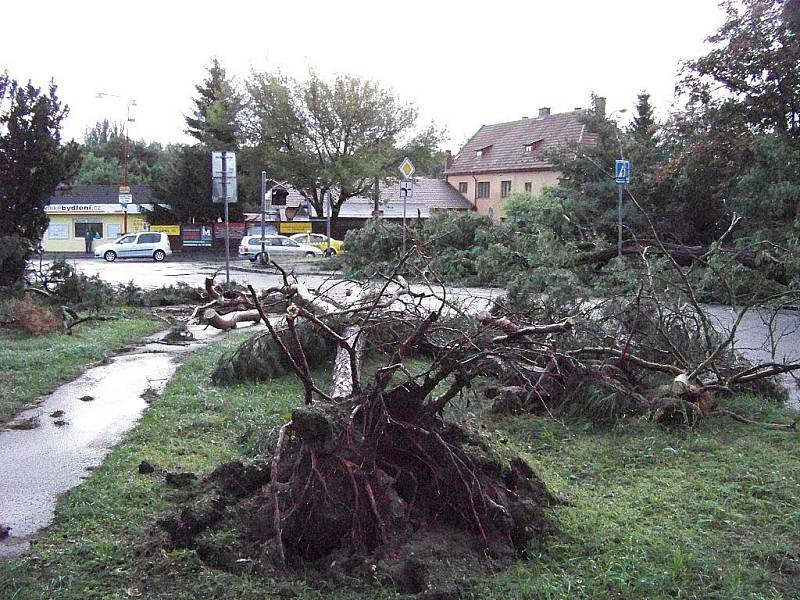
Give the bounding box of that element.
[2,0,726,151]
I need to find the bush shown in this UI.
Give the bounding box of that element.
[47,259,116,310]
[0,235,32,288]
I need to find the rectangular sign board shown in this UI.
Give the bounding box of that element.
[182,224,213,247]
[279,221,312,234]
[150,224,181,236]
[211,151,238,203]
[211,152,237,177]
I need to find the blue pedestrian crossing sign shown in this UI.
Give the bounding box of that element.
[615,159,631,184]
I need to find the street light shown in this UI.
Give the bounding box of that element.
[96,92,136,234]
[608,108,628,258]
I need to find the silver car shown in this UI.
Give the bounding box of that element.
[238,234,323,262]
[94,232,172,262]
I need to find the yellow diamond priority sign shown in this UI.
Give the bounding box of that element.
[399,157,415,179]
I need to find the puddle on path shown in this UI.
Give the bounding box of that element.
[0,322,258,558]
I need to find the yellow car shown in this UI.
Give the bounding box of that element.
[289,233,345,255]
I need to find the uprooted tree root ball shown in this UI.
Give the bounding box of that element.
[158,402,560,576]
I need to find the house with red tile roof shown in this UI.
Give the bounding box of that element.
[444,103,599,219]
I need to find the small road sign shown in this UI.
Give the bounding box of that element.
[615,159,631,184]
[400,180,413,197]
[118,193,132,205]
[399,157,415,179]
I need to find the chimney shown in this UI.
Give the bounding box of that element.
[444,150,453,172]
[538,107,550,118]
[594,96,606,116]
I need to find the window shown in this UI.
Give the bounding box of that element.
[47,224,69,240]
[475,150,483,158]
[74,221,103,239]
[458,182,468,194]
[501,181,512,198]
[524,182,532,194]
[525,139,543,152]
[137,233,159,244]
[477,182,490,198]
[116,235,136,244]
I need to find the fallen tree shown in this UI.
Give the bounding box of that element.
[162,213,799,585]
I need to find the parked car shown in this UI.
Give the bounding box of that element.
[289,233,345,255]
[94,231,172,262]
[238,234,323,262]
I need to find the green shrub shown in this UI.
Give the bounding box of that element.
[0,235,32,287]
[48,259,116,310]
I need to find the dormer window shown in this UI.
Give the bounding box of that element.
[525,139,543,153]
[476,144,492,158]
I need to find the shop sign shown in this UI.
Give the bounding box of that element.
[213,222,246,240]
[150,224,181,236]
[182,224,213,247]
[279,221,312,234]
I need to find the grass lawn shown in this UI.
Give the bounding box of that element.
[0,312,163,422]
[1,330,798,599]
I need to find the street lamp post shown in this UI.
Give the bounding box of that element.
[96,93,136,234]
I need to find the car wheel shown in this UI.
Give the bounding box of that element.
[104,250,117,262]
[305,252,316,258]
[153,250,166,262]
[324,248,337,257]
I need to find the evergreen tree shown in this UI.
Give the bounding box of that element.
[185,59,242,148]
[627,92,658,147]
[0,73,80,284]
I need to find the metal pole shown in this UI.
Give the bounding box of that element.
[617,183,623,258]
[123,104,130,234]
[260,171,267,265]
[402,186,407,255]
[222,152,230,284]
[325,191,332,253]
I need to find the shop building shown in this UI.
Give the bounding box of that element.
[42,185,159,252]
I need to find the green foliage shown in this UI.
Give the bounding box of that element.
[47,259,116,311]
[185,58,242,148]
[342,219,404,274]
[0,235,33,287]
[116,281,203,307]
[245,69,443,224]
[212,321,336,385]
[681,0,800,150]
[0,73,80,284]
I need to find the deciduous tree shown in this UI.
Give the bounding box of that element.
[245,70,442,225]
